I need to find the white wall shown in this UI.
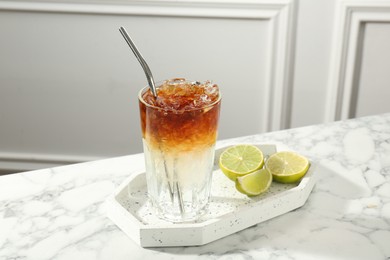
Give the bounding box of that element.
[290,0,336,127]
[355,23,390,117]
[1,0,390,172]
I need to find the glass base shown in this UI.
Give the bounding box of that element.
[149,200,208,223]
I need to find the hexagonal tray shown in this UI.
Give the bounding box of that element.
[106,144,317,247]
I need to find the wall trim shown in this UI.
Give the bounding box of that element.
[0,152,103,172]
[0,0,290,18]
[0,0,296,170]
[326,0,390,121]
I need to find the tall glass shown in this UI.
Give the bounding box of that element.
[138,78,221,222]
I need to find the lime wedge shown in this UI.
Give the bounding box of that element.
[235,168,272,196]
[219,145,264,181]
[265,151,310,183]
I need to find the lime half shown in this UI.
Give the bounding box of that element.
[265,151,310,183]
[235,168,272,196]
[219,145,264,181]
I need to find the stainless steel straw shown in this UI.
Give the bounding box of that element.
[119,27,157,98]
[119,26,185,217]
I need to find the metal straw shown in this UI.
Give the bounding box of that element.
[119,27,157,98]
[119,26,185,218]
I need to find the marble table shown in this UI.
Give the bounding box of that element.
[1,113,390,259]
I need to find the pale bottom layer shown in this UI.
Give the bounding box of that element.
[143,139,215,222]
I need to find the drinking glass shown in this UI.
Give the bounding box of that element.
[138,79,221,222]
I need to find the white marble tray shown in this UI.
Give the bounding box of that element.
[106,144,317,247]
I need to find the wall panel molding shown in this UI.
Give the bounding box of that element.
[0,0,287,18]
[0,0,296,170]
[326,0,390,121]
[0,152,103,172]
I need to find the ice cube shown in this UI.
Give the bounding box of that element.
[204,82,218,96]
[200,94,211,103]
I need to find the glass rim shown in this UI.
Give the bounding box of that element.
[138,84,221,112]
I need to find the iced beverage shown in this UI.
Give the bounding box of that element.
[139,78,221,222]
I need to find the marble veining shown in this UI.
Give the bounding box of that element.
[1,114,390,259]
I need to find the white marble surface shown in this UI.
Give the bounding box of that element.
[1,113,390,259]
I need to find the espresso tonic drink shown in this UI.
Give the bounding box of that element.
[139,78,221,222]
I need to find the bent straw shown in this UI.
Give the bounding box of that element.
[119,26,185,218]
[119,27,157,98]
